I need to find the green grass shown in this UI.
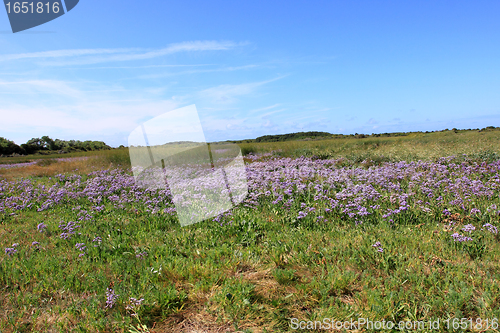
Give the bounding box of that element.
[1,130,500,332]
[2,197,500,332]
[236,130,500,162]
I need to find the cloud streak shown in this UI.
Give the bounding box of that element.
[0,48,137,62]
[0,40,246,66]
[0,79,84,99]
[199,76,286,104]
[247,103,282,114]
[138,64,259,79]
[0,99,181,142]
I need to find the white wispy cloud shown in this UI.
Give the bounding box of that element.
[0,40,246,66]
[106,40,240,61]
[200,115,250,133]
[0,79,84,99]
[0,77,186,138]
[0,78,187,108]
[260,108,287,118]
[138,64,259,79]
[40,41,246,66]
[64,64,215,70]
[0,99,181,141]
[247,103,282,114]
[199,76,286,104]
[0,48,138,62]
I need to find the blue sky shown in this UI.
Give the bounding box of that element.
[1,0,499,147]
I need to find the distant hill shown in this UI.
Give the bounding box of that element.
[253,131,333,142]
[225,126,500,144]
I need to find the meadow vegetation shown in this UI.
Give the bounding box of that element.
[0,129,500,332]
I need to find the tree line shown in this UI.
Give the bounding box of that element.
[0,136,111,156]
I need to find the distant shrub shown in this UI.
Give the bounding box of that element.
[240,146,257,156]
[0,137,23,155]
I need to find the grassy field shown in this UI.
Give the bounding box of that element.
[2,129,500,169]
[1,129,500,332]
[236,129,500,162]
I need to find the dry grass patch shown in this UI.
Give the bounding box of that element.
[154,306,239,333]
[0,158,103,181]
[0,289,99,333]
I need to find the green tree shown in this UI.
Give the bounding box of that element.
[53,139,68,151]
[0,137,22,155]
[21,138,44,154]
[41,136,56,150]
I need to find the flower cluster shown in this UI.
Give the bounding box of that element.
[126,297,144,316]
[75,243,86,257]
[482,223,498,234]
[37,223,47,232]
[136,251,148,260]
[451,232,473,242]
[372,241,384,252]
[92,236,102,247]
[1,156,498,226]
[462,224,476,233]
[4,243,19,256]
[105,288,119,308]
[58,221,81,240]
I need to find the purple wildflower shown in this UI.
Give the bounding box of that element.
[58,221,81,240]
[297,211,308,219]
[126,297,144,315]
[470,208,481,215]
[105,288,119,308]
[75,242,87,257]
[92,205,105,212]
[5,247,17,256]
[372,241,384,252]
[75,243,86,251]
[461,224,476,233]
[92,236,102,247]
[271,195,283,205]
[37,223,47,232]
[483,223,498,234]
[136,251,148,259]
[451,232,473,242]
